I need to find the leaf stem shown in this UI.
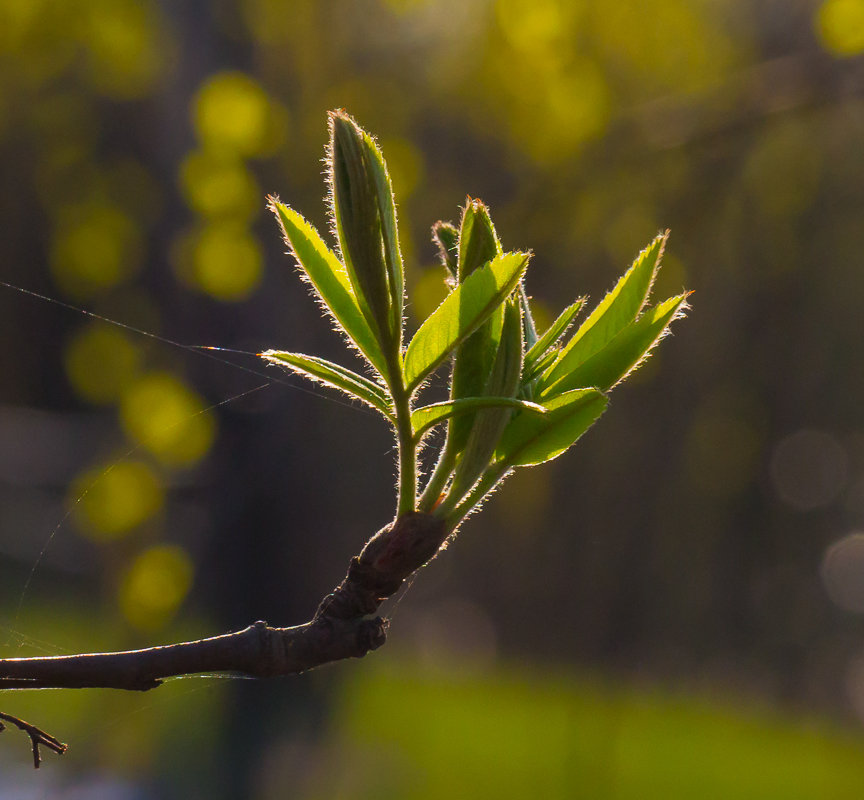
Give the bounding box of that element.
[443,461,511,529]
[387,355,416,516]
[418,439,457,512]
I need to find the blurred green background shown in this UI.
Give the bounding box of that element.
[1,0,864,796]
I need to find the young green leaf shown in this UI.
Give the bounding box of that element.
[519,283,539,351]
[446,296,523,505]
[328,110,403,355]
[494,388,608,468]
[363,120,405,336]
[417,203,508,509]
[457,199,501,281]
[521,346,559,386]
[539,293,689,398]
[446,306,504,437]
[411,396,545,441]
[403,251,530,394]
[541,232,667,391]
[448,199,505,452]
[261,350,394,421]
[268,199,388,378]
[431,220,459,280]
[523,299,586,373]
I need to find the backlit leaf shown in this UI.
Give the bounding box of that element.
[363,120,405,338]
[268,199,388,378]
[403,251,529,393]
[519,283,539,350]
[542,232,667,390]
[457,199,501,281]
[261,350,394,421]
[539,294,689,398]
[524,299,585,374]
[448,199,505,452]
[494,388,608,468]
[329,111,402,354]
[448,296,524,501]
[411,396,545,441]
[431,220,459,279]
[521,346,559,386]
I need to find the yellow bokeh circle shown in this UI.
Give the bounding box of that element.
[50,204,141,298]
[817,0,864,56]
[81,0,171,99]
[191,223,264,301]
[180,149,260,220]
[379,137,424,200]
[73,460,163,540]
[64,323,142,405]
[120,372,216,466]
[119,544,194,631]
[193,71,285,157]
[410,265,450,325]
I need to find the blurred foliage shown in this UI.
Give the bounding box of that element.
[71,459,163,540]
[0,600,222,790]
[193,71,288,158]
[175,221,264,300]
[817,0,864,56]
[170,70,289,300]
[119,544,194,631]
[63,323,143,405]
[1,0,864,795]
[50,202,143,298]
[180,151,260,221]
[119,372,215,466]
[301,662,864,799]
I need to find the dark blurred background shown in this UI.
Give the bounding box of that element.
[2,0,864,796]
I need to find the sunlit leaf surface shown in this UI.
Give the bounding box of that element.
[404,251,529,393]
[262,350,394,420]
[542,233,666,390]
[411,396,545,441]
[269,200,388,377]
[540,294,688,397]
[495,387,608,467]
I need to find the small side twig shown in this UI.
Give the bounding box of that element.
[0,711,67,768]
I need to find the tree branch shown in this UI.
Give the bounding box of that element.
[0,512,449,762]
[0,617,389,691]
[1,513,448,689]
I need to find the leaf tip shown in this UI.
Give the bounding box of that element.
[258,349,281,365]
[327,107,353,127]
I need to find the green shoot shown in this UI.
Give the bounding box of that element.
[263,110,689,530]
